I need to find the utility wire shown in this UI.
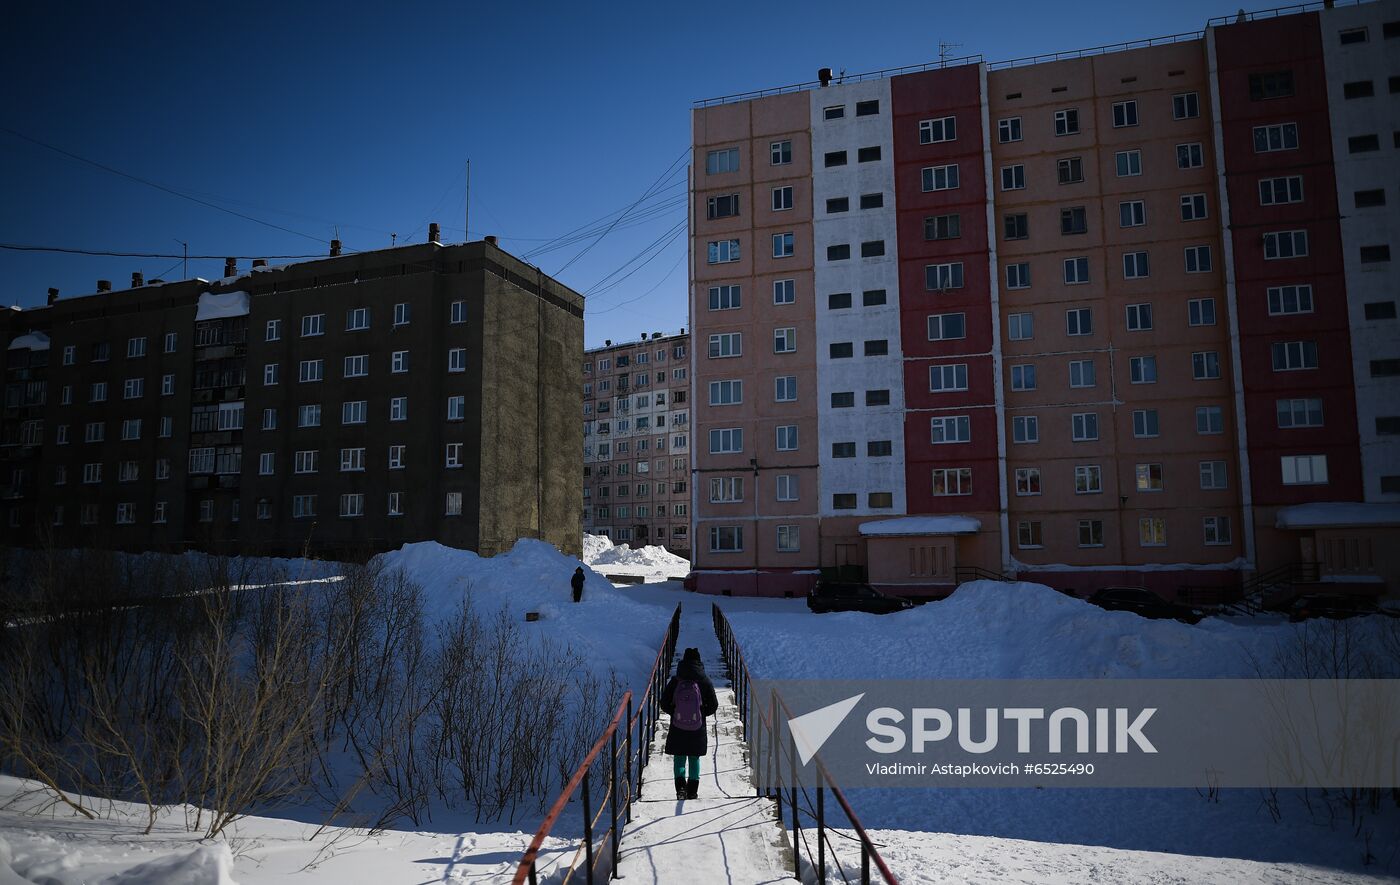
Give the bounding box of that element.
[0,243,327,260]
[550,147,690,276]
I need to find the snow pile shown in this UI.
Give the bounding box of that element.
[194,291,249,321]
[580,533,690,580]
[859,515,981,536]
[6,331,50,351]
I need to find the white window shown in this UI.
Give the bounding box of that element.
[344,354,368,378]
[1123,252,1150,279]
[1200,460,1229,489]
[1066,308,1092,336]
[299,359,323,383]
[707,239,741,264]
[1005,263,1031,289]
[1133,409,1160,438]
[1272,340,1318,371]
[1267,285,1313,315]
[266,319,281,341]
[340,493,364,517]
[775,376,797,402]
[301,314,325,337]
[771,140,792,165]
[388,492,404,516]
[153,502,167,524]
[772,186,793,211]
[118,461,139,482]
[61,385,72,405]
[121,419,141,440]
[1001,164,1026,190]
[450,300,467,324]
[155,459,171,480]
[264,363,279,385]
[1277,398,1324,428]
[391,350,409,373]
[346,307,369,331]
[447,395,465,420]
[1115,150,1142,177]
[1013,415,1039,444]
[931,467,972,496]
[1112,100,1138,127]
[1180,193,1208,221]
[115,503,135,525]
[62,345,75,365]
[393,302,411,326]
[83,462,103,484]
[262,408,278,430]
[709,526,743,552]
[930,363,968,392]
[1188,298,1217,326]
[773,328,796,353]
[1071,412,1098,441]
[1185,245,1212,274]
[1069,359,1096,388]
[708,285,741,311]
[1053,108,1079,135]
[926,313,966,341]
[389,445,406,469]
[123,378,144,399]
[340,447,365,472]
[776,474,798,501]
[445,491,464,516]
[1259,175,1304,205]
[1063,257,1090,284]
[1196,406,1225,434]
[920,116,957,143]
[162,331,177,353]
[448,348,467,372]
[1014,468,1041,496]
[298,404,321,427]
[1203,516,1232,545]
[925,262,965,290]
[56,424,69,445]
[389,396,408,421]
[708,332,741,358]
[709,476,744,503]
[921,414,968,445]
[997,117,1021,143]
[1130,355,1158,384]
[1125,304,1152,331]
[1253,123,1299,153]
[776,425,798,451]
[709,379,742,405]
[342,400,367,424]
[1263,230,1308,259]
[1138,518,1167,547]
[445,442,463,468]
[1008,313,1033,341]
[258,452,275,475]
[776,525,800,552]
[772,232,794,257]
[127,336,147,358]
[706,148,740,173]
[85,421,104,442]
[1173,92,1200,119]
[294,450,319,474]
[91,381,107,402]
[293,495,317,518]
[1193,351,1222,380]
[773,279,795,304]
[1135,463,1164,492]
[1119,200,1146,227]
[922,165,960,191]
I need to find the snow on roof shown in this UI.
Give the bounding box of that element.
[194,291,249,321]
[7,331,50,351]
[859,516,981,536]
[1275,502,1400,529]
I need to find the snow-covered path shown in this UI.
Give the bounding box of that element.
[616,605,795,883]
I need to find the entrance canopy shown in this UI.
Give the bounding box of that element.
[858,516,981,537]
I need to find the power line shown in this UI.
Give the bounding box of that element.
[0,243,327,260]
[550,147,690,276]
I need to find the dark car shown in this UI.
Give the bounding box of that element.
[1088,586,1204,624]
[1286,593,1391,622]
[807,581,913,614]
[681,572,697,592]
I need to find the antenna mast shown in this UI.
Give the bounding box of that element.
[938,40,963,67]
[465,158,471,243]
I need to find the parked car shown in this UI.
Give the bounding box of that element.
[1088,586,1205,624]
[807,582,913,614]
[681,572,697,592]
[1285,593,1393,622]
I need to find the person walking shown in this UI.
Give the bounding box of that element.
[660,647,718,800]
[571,566,585,603]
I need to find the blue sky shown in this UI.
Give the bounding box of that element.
[3,0,1237,347]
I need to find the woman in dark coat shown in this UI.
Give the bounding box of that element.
[660,647,718,799]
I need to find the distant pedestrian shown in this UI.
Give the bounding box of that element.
[660,647,718,800]
[571,567,585,603]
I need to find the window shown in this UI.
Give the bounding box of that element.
[1054,108,1079,135]
[917,116,957,145]
[450,300,467,324]
[1267,284,1314,315]
[775,525,801,552]
[126,336,146,358]
[1116,150,1142,176]
[83,462,103,484]
[1138,518,1166,547]
[772,232,795,258]
[770,140,792,165]
[826,197,849,214]
[1371,359,1400,377]
[824,150,847,167]
[924,262,964,290]
[91,381,107,402]
[1069,359,1096,388]
[1069,467,1103,495]
[445,492,463,516]
[831,442,856,459]
[771,186,793,212]
[830,392,855,408]
[1005,263,1031,289]
[707,193,740,219]
[862,289,887,307]
[1282,455,1327,485]
[123,378,144,399]
[85,421,105,442]
[1060,206,1087,234]
[930,364,968,392]
[709,476,744,503]
[1010,363,1037,391]
[1135,463,1164,492]
[775,376,797,402]
[1112,100,1138,127]
[1272,340,1318,371]
[707,239,741,264]
[1008,313,1033,341]
[340,447,366,472]
[1356,189,1387,208]
[868,491,893,508]
[1196,405,1225,435]
[389,396,408,422]
[773,328,796,353]
[857,146,881,163]
[1133,409,1160,438]
[1018,521,1044,548]
[1193,352,1221,380]
[828,292,852,310]
[1004,213,1028,240]
[998,117,1021,143]
[925,214,960,240]
[827,244,851,261]
[299,359,323,383]
[1125,304,1153,332]
[447,347,468,372]
[1123,251,1149,279]
[1173,92,1199,119]
[1277,398,1324,428]
[932,467,972,496]
[1199,460,1229,490]
[446,395,466,420]
[1001,164,1026,190]
[776,425,798,451]
[1253,123,1299,153]
[1365,301,1397,320]
[1183,245,1213,274]
[709,427,743,454]
[91,342,110,362]
[709,526,743,552]
[345,307,370,331]
[1203,516,1232,546]
[931,415,971,444]
[705,148,739,174]
[1015,468,1041,497]
[1259,175,1304,205]
[708,379,742,405]
[1013,415,1039,444]
[341,400,367,425]
[62,344,75,365]
[864,339,888,357]
[1249,70,1294,100]
[1263,230,1308,259]
[1344,80,1374,99]
[1063,257,1090,284]
[1339,26,1368,44]
[1065,307,1092,336]
[388,445,406,470]
[442,442,464,469]
[298,404,321,427]
[1361,245,1391,263]
[776,474,798,501]
[118,461,139,483]
[1130,355,1158,384]
[155,458,170,480]
[294,450,319,474]
[862,389,889,408]
[708,333,742,360]
[343,354,368,378]
[1119,200,1145,227]
[926,313,966,341]
[1057,157,1084,184]
[922,165,959,191]
[301,313,325,337]
[860,240,885,258]
[1180,193,1208,221]
[1072,412,1099,442]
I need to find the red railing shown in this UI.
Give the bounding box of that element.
[712,604,900,885]
[512,603,680,884]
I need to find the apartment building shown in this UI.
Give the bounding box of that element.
[0,236,584,559]
[689,0,1400,598]
[581,331,692,556]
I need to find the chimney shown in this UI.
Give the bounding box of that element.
[485,234,498,246]
[97,280,112,292]
[252,259,268,268]
[224,257,237,277]
[604,339,612,347]
[149,279,164,285]
[47,288,59,306]
[330,239,342,256]
[428,222,441,244]
[818,67,833,87]
[131,271,144,288]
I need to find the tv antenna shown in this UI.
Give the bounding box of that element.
[938,41,963,67]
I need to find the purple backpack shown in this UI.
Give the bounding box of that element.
[673,680,703,731]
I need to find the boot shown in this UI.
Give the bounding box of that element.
[674,776,686,800]
[685,779,699,800]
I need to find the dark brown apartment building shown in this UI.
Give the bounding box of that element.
[1,237,583,559]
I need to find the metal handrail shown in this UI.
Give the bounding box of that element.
[1205,0,1365,26]
[712,604,900,885]
[512,603,681,885]
[693,55,985,108]
[986,31,1203,70]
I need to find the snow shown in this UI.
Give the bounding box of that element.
[859,515,981,536]
[1275,501,1400,528]
[1010,556,1248,572]
[194,291,249,321]
[6,331,50,351]
[581,533,690,580]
